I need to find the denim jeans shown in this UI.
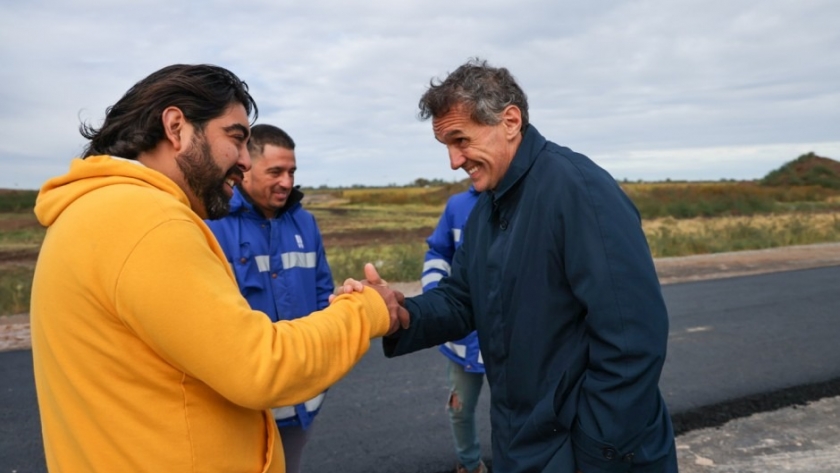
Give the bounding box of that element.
[446,358,486,471]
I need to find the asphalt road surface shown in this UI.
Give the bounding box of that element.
[2,265,839,472]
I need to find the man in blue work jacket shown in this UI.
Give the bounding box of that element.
[381,59,678,472]
[206,124,334,473]
[422,187,487,473]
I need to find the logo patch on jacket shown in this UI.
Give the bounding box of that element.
[295,234,304,249]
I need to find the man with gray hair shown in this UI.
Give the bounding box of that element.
[378,58,678,472]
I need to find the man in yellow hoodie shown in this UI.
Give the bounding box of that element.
[30,64,407,473]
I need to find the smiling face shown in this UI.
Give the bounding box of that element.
[432,104,523,192]
[175,103,251,219]
[241,144,297,218]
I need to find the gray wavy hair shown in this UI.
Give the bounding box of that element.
[418,58,529,132]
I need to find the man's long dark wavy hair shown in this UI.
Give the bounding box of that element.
[80,64,258,159]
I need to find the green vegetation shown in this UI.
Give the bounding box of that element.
[0,189,38,213]
[622,182,840,219]
[3,153,840,316]
[0,265,34,315]
[762,152,840,189]
[326,242,428,284]
[308,204,442,235]
[330,181,469,206]
[646,214,840,257]
[0,214,45,248]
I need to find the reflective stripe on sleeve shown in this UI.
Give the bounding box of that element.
[421,273,444,287]
[422,259,451,275]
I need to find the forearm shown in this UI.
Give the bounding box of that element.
[118,221,390,410]
[251,289,391,407]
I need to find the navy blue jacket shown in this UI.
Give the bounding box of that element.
[206,187,334,429]
[422,187,484,373]
[385,125,677,472]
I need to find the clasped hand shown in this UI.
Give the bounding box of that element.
[330,263,410,336]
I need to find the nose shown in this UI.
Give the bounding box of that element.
[448,147,465,170]
[278,172,293,189]
[238,148,252,173]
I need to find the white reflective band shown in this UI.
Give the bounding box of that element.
[255,255,271,272]
[271,406,295,419]
[423,259,451,275]
[304,392,326,411]
[281,251,317,269]
[452,228,462,243]
[271,392,326,420]
[445,342,467,359]
[477,350,483,365]
[421,273,444,287]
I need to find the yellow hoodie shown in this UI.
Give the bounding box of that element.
[31,156,389,473]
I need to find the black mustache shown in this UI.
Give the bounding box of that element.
[225,168,244,181]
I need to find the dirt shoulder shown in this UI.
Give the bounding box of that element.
[5,242,840,352]
[653,241,840,285]
[392,242,840,297]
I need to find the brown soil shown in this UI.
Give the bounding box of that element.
[322,227,434,248]
[4,242,840,353]
[0,248,40,264]
[0,215,41,231]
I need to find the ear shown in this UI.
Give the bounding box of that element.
[501,105,523,140]
[161,106,188,151]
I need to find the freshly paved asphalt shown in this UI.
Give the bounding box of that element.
[2,265,839,472]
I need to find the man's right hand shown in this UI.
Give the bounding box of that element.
[331,263,410,336]
[360,263,410,336]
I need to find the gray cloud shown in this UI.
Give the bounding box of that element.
[1,0,838,189]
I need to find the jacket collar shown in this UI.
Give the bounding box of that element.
[489,124,546,203]
[229,186,304,219]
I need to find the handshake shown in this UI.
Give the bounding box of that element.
[330,263,410,336]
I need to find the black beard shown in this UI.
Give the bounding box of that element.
[175,133,232,220]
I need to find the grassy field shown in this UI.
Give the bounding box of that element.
[305,181,840,283]
[3,178,840,316]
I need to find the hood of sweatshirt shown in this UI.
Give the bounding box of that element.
[34,155,190,227]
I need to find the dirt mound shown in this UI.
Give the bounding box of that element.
[761,152,840,189]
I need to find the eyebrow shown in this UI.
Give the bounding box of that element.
[437,129,463,143]
[224,123,250,140]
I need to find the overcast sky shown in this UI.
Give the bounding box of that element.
[1,0,838,190]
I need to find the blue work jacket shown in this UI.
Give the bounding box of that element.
[385,125,677,472]
[422,187,484,373]
[206,187,334,429]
